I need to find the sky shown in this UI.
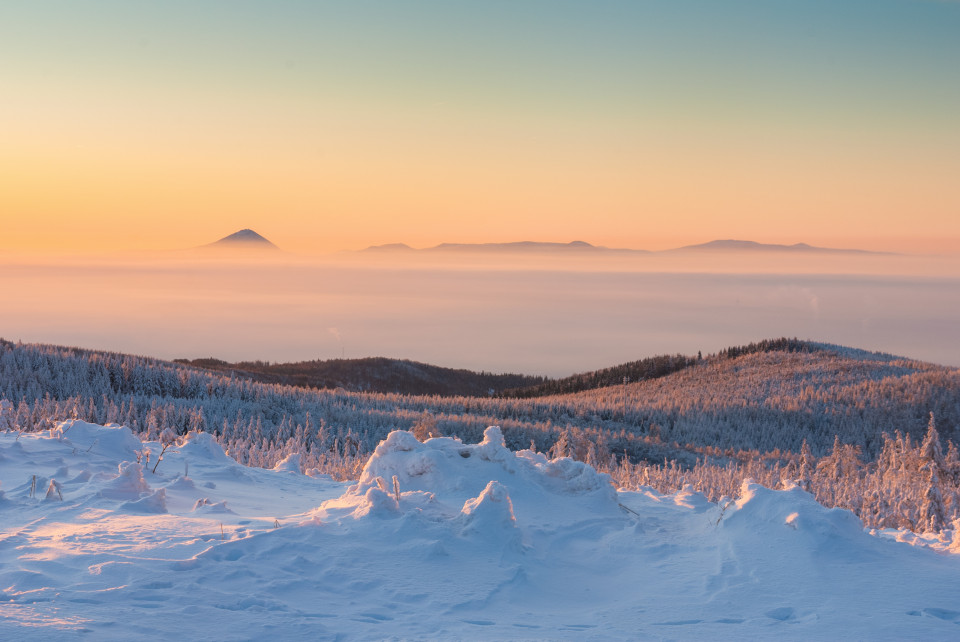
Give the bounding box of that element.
[2,0,959,254]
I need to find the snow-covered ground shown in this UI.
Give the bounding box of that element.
[2,422,960,640]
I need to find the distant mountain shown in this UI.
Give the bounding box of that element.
[362,241,648,254]
[203,229,279,251]
[669,239,888,255]
[364,243,414,252]
[431,241,607,253]
[359,239,886,256]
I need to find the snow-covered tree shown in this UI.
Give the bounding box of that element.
[919,463,947,533]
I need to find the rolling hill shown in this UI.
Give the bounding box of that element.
[3,337,957,463]
[173,356,546,397]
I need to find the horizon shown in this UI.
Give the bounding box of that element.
[3,228,958,258]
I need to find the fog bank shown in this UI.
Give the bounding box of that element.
[3,250,959,375]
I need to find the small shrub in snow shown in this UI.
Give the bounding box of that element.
[45,479,63,501]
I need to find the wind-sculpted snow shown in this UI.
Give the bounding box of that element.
[3,425,960,640]
[176,429,234,463]
[354,426,615,506]
[51,419,143,460]
[99,461,153,500]
[310,426,618,546]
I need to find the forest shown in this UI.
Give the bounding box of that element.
[1,337,958,534]
[174,355,547,397]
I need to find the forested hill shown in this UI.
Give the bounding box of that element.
[4,337,957,463]
[503,337,819,397]
[175,338,817,399]
[172,356,546,397]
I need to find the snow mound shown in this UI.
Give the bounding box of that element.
[165,475,196,490]
[726,480,865,536]
[99,461,152,500]
[193,498,234,514]
[54,420,142,459]
[722,480,876,562]
[93,461,169,513]
[358,426,613,499]
[312,427,618,536]
[347,486,402,519]
[123,488,168,513]
[458,480,519,539]
[177,430,232,462]
[272,453,302,474]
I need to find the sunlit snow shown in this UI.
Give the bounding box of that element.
[2,421,960,639]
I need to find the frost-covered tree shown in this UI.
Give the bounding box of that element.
[797,440,813,492]
[921,412,944,470]
[919,463,947,533]
[0,399,14,431]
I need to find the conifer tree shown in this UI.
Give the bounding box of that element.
[797,439,814,492]
[919,462,946,533]
[921,412,944,470]
[0,399,14,431]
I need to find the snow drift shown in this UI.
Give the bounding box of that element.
[2,423,960,640]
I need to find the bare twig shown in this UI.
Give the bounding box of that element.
[618,502,640,517]
[152,443,171,474]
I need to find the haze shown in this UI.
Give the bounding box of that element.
[3,247,959,376]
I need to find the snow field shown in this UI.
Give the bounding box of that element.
[2,421,960,640]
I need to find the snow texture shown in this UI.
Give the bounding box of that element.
[2,423,960,639]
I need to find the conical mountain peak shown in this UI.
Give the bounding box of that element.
[205,229,279,250]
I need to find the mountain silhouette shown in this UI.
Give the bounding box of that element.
[362,241,647,254]
[204,229,279,251]
[670,239,888,255]
[359,239,885,256]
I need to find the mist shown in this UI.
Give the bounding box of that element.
[2,248,959,376]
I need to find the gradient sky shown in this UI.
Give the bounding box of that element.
[2,0,959,254]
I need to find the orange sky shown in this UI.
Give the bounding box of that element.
[2,1,959,255]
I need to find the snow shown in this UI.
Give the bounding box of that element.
[3,424,960,639]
